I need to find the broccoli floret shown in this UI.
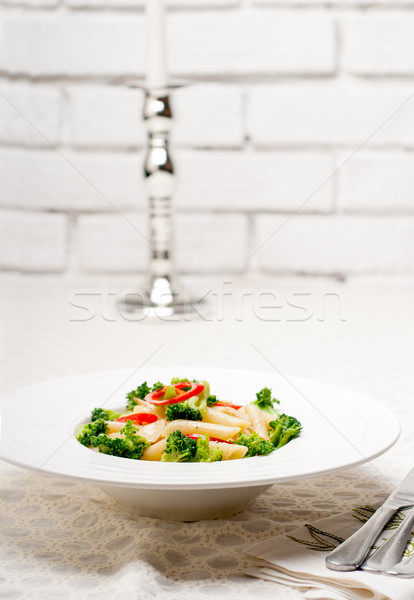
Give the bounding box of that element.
[165,401,203,422]
[161,431,222,462]
[161,430,197,462]
[193,435,222,462]
[206,395,218,407]
[269,414,302,449]
[77,419,109,447]
[126,381,151,411]
[165,393,208,422]
[125,381,164,411]
[235,432,274,457]
[251,387,280,414]
[90,407,121,422]
[90,421,150,460]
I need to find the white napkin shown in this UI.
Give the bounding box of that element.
[245,505,414,600]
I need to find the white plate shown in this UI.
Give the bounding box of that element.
[0,368,400,520]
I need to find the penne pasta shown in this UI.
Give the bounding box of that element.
[243,405,270,441]
[108,431,124,439]
[132,403,158,415]
[203,407,250,430]
[209,442,248,460]
[105,420,125,434]
[215,405,244,419]
[133,402,166,419]
[263,412,276,427]
[162,419,240,441]
[141,438,167,461]
[138,419,166,443]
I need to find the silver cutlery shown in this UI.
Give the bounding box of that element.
[326,467,414,572]
[361,504,414,575]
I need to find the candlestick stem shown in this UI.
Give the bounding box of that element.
[123,84,202,318]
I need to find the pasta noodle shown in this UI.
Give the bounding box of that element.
[209,442,249,460]
[141,438,167,461]
[243,404,270,441]
[203,407,250,430]
[162,419,240,441]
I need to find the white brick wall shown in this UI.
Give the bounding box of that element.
[175,151,334,212]
[0,147,143,211]
[1,1,414,279]
[253,216,414,275]
[247,82,414,147]
[0,210,67,272]
[0,11,335,77]
[343,15,414,75]
[0,83,61,146]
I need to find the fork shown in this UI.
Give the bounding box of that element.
[361,505,414,576]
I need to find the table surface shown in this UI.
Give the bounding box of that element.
[1,275,413,600]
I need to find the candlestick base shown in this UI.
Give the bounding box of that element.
[121,276,204,319]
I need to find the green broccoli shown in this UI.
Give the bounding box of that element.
[90,421,150,460]
[165,392,208,422]
[152,381,164,391]
[251,387,280,414]
[269,414,302,449]
[77,419,109,447]
[193,435,222,462]
[165,401,203,422]
[90,407,121,422]
[235,432,274,457]
[161,431,222,462]
[125,381,164,411]
[206,395,218,407]
[161,430,197,462]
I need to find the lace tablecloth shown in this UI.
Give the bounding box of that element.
[1,276,413,600]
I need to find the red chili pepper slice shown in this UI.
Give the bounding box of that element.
[185,434,233,444]
[146,382,205,405]
[115,412,158,425]
[215,401,242,410]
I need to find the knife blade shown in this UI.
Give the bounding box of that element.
[326,467,414,572]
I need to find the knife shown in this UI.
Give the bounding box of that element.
[326,467,414,572]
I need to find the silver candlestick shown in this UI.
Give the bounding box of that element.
[123,83,202,317]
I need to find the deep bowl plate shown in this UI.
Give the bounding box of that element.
[0,367,400,520]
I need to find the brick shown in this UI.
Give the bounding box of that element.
[255,0,414,5]
[0,82,61,146]
[0,147,144,212]
[344,15,414,75]
[169,11,335,76]
[174,85,243,148]
[69,84,242,148]
[68,86,144,148]
[0,11,334,77]
[247,82,414,147]
[338,152,414,213]
[175,213,248,272]
[2,0,58,5]
[252,215,414,275]
[77,213,149,272]
[68,0,237,6]
[0,210,67,272]
[0,13,145,77]
[175,151,334,212]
